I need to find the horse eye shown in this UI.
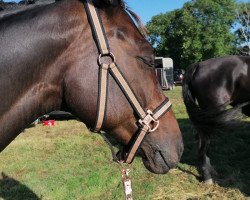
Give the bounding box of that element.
[137,56,154,68]
[146,57,154,66]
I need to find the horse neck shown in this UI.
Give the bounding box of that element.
[0,0,85,151]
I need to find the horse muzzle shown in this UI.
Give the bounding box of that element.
[140,134,183,174]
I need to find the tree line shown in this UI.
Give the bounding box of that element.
[146,0,250,69]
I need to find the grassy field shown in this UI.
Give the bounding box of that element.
[0,86,249,200]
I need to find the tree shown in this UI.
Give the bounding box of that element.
[234,2,250,55]
[146,0,237,69]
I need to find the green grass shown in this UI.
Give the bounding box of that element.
[0,86,249,200]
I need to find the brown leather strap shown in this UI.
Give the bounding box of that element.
[125,125,149,163]
[84,0,110,55]
[153,99,172,120]
[109,63,146,119]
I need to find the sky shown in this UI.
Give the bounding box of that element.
[127,0,250,24]
[127,0,190,24]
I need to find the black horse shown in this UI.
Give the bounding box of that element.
[182,55,250,184]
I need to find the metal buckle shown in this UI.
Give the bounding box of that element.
[98,52,115,66]
[139,110,159,133]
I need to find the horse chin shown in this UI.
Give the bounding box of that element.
[141,150,172,174]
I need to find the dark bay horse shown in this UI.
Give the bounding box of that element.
[0,0,183,175]
[182,55,250,183]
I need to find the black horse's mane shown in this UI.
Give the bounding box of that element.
[0,0,56,18]
[0,0,147,36]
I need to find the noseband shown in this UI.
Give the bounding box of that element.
[84,0,172,164]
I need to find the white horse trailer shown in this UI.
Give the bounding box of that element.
[155,57,174,90]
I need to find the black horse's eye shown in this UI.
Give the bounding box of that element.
[137,56,154,68]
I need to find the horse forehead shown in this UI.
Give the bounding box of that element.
[100,8,152,52]
[109,25,153,55]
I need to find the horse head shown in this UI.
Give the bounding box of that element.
[63,0,183,174]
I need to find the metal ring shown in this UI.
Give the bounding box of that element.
[148,120,159,133]
[98,52,116,66]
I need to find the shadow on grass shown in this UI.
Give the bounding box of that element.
[178,118,250,196]
[0,172,41,200]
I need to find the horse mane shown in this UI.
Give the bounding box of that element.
[124,6,148,37]
[0,0,57,18]
[0,0,147,36]
[93,0,147,37]
[120,1,148,37]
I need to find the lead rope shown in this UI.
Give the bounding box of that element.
[120,166,133,200]
[100,132,133,200]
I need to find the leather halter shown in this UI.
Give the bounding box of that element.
[84,0,172,164]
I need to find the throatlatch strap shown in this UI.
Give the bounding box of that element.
[84,0,110,55]
[94,64,109,132]
[85,0,110,132]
